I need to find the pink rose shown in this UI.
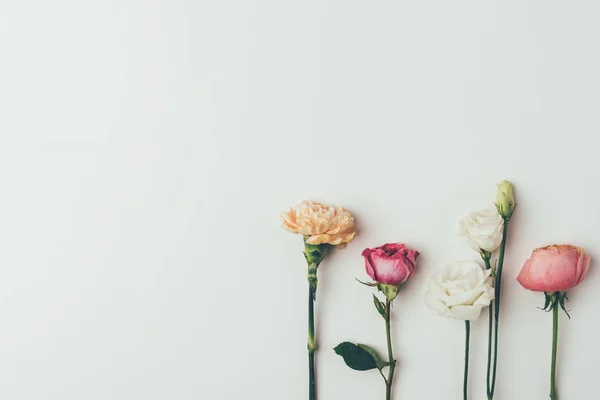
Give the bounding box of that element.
[362,243,419,285]
[517,244,591,292]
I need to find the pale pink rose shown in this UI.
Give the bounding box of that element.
[362,243,419,285]
[517,245,591,292]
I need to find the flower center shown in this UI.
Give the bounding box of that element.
[383,248,398,256]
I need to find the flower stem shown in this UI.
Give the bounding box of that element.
[308,286,316,400]
[550,302,559,400]
[464,321,471,400]
[489,219,510,398]
[486,302,494,399]
[384,299,396,400]
[480,254,494,399]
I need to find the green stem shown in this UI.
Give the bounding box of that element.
[550,302,559,400]
[486,302,494,399]
[308,286,316,400]
[481,254,493,399]
[385,299,396,400]
[489,219,510,398]
[464,321,471,400]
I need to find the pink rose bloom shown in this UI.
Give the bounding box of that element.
[517,245,591,292]
[362,243,419,285]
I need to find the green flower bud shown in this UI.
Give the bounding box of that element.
[496,180,516,219]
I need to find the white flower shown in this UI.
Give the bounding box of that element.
[425,261,495,321]
[457,209,504,253]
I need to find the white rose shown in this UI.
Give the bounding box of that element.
[425,261,495,321]
[457,209,504,253]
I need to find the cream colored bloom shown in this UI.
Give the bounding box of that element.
[425,261,495,321]
[281,200,357,246]
[457,209,504,253]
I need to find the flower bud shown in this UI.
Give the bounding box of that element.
[495,180,515,219]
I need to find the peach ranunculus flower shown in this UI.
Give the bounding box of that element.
[517,244,591,400]
[281,200,357,246]
[517,244,591,292]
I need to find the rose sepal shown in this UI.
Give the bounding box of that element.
[541,292,571,318]
[378,283,401,302]
[355,278,379,287]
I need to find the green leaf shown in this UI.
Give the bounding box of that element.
[334,342,379,371]
[357,344,390,370]
[373,294,386,318]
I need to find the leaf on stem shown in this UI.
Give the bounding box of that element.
[373,294,387,318]
[334,342,386,371]
[358,344,391,370]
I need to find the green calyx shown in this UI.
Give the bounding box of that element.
[303,237,330,266]
[356,279,401,302]
[480,250,492,263]
[378,283,401,301]
[541,292,571,319]
[303,238,330,299]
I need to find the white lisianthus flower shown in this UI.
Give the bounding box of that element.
[457,209,504,253]
[425,261,495,321]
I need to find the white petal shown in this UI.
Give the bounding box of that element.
[425,281,448,315]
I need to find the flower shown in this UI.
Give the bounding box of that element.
[362,243,419,286]
[281,200,357,246]
[496,180,516,219]
[457,209,504,253]
[517,245,590,292]
[425,261,495,321]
